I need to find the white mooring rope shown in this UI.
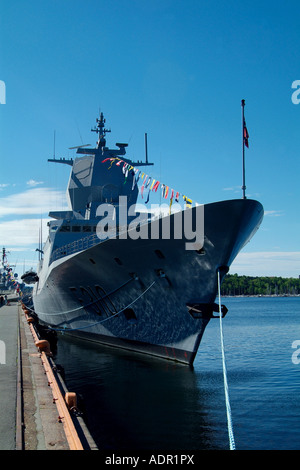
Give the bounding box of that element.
[27,280,157,332]
[217,269,236,450]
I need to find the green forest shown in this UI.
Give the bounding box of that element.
[221,274,300,296]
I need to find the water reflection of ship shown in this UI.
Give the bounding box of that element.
[27,112,263,365]
[55,334,225,450]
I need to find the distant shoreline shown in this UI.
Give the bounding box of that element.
[222,294,300,298]
[221,274,300,297]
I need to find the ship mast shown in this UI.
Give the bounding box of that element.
[49,111,154,168]
[2,247,7,267]
[91,112,111,149]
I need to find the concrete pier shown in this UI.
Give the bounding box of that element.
[0,298,19,450]
[0,295,97,450]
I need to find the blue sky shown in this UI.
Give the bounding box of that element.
[0,0,299,277]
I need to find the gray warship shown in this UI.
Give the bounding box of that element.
[30,112,264,365]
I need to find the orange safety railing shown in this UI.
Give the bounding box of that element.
[23,306,84,450]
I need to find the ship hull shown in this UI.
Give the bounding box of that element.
[33,199,263,365]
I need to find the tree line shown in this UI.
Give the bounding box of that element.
[221,274,300,296]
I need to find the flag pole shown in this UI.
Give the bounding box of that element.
[241,99,246,199]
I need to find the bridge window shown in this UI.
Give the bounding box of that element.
[60,225,70,232]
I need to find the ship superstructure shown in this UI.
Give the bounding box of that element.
[30,112,264,365]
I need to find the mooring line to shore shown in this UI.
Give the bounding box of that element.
[49,280,157,332]
[217,269,236,450]
[22,276,136,317]
[22,280,157,333]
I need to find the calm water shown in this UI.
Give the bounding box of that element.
[55,297,300,451]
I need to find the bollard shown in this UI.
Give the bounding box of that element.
[65,392,78,411]
[35,339,52,356]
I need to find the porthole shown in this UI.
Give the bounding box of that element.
[154,249,165,259]
[123,308,137,322]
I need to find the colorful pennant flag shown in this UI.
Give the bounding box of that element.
[101,157,197,210]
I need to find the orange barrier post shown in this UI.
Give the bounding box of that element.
[24,311,84,450]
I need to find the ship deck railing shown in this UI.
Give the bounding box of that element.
[50,225,130,265]
[50,232,100,264]
[50,213,164,265]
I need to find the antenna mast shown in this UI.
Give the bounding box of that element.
[145,133,148,164]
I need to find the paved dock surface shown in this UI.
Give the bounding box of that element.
[0,296,97,450]
[0,300,19,450]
